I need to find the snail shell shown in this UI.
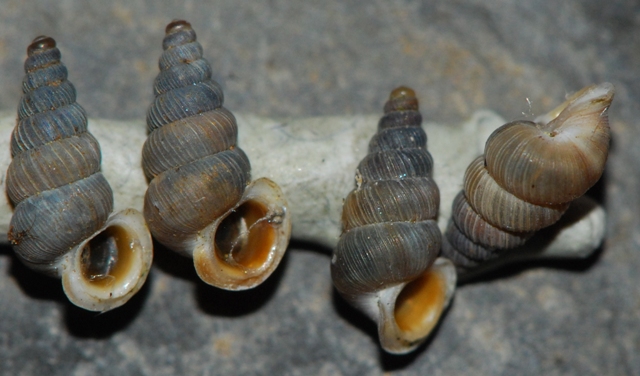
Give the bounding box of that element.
[331,87,456,354]
[142,20,291,290]
[442,83,614,269]
[6,36,153,311]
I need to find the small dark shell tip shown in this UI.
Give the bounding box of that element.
[390,86,416,100]
[165,19,192,34]
[27,36,56,55]
[385,86,419,113]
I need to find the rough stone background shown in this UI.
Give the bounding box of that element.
[0,1,638,375]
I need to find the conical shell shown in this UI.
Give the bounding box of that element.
[331,87,455,354]
[445,83,614,270]
[142,20,291,290]
[6,36,153,311]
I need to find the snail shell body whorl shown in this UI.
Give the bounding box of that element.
[331,87,456,354]
[443,83,614,269]
[6,37,153,311]
[142,20,291,290]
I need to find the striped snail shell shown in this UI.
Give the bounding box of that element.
[6,36,153,311]
[442,83,614,269]
[142,20,291,290]
[331,87,456,354]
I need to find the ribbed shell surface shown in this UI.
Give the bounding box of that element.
[6,37,113,274]
[142,21,251,253]
[443,83,614,269]
[332,88,441,297]
[485,118,610,206]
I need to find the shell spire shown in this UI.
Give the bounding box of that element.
[6,36,153,311]
[442,83,614,270]
[142,20,291,290]
[331,87,456,354]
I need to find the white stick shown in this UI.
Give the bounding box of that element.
[0,110,604,261]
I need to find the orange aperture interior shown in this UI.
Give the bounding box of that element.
[214,200,276,271]
[80,225,135,289]
[394,268,447,340]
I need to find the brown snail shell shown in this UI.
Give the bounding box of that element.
[6,36,153,311]
[142,20,291,290]
[331,87,456,354]
[442,83,614,269]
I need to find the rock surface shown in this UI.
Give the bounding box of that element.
[0,1,638,375]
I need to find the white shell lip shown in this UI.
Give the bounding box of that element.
[534,82,615,126]
[60,208,153,312]
[348,257,457,354]
[192,177,292,290]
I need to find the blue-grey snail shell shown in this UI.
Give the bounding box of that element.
[6,36,153,311]
[442,83,614,270]
[142,20,291,290]
[330,87,456,354]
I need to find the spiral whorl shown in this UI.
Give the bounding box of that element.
[442,83,614,270]
[142,20,251,253]
[333,87,441,296]
[6,36,113,274]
